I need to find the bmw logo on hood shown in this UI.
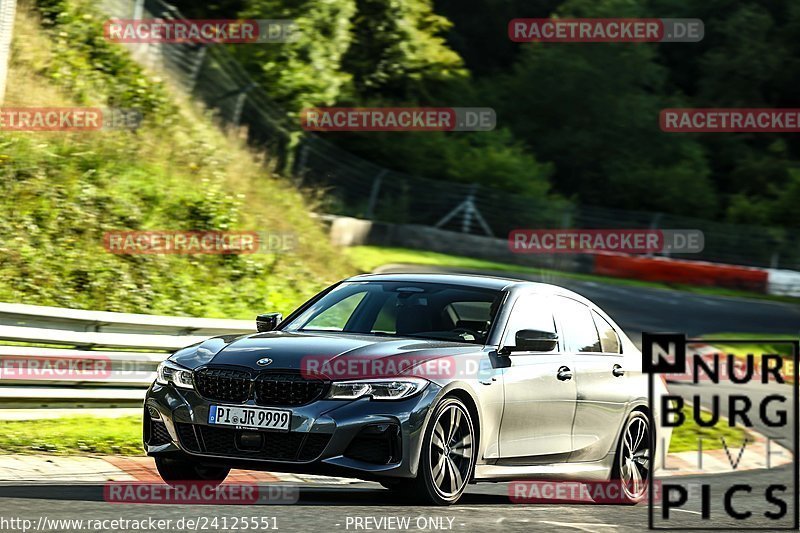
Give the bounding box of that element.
[256,357,273,366]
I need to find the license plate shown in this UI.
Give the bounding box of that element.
[208,405,291,432]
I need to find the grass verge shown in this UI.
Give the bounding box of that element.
[701,333,798,359]
[699,333,798,383]
[0,416,142,455]
[668,407,750,454]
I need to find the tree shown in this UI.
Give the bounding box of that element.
[236,0,357,110]
[433,0,561,76]
[332,127,554,196]
[489,0,716,215]
[341,0,466,102]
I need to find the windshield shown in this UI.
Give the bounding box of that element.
[281,281,504,345]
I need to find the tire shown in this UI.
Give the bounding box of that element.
[611,410,651,504]
[411,396,476,505]
[154,455,230,486]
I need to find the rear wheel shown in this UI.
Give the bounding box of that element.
[412,396,475,505]
[612,411,651,504]
[154,455,230,486]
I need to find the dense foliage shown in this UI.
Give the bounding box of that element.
[170,0,800,228]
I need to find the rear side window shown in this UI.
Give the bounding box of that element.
[593,311,621,354]
[555,297,601,353]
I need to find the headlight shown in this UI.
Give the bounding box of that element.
[155,360,194,389]
[325,378,428,401]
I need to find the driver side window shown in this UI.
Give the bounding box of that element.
[502,293,557,350]
[304,292,367,331]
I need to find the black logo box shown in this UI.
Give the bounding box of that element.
[643,333,800,531]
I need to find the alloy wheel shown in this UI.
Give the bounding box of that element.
[429,403,473,499]
[619,413,650,500]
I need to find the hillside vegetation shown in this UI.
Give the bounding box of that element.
[0,0,350,318]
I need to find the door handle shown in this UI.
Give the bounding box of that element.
[557,366,572,381]
[612,364,625,377]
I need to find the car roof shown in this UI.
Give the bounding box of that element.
[345,272,590,302]
[344,272,633,351]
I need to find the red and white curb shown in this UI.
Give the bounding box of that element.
[658,429,792,477]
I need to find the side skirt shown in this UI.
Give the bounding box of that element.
[473,453,614,482]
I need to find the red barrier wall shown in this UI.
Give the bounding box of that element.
[592,253,769,292]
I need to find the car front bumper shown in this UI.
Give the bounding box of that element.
[143,380,442,480]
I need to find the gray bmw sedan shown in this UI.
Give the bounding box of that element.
[144,273,665,505]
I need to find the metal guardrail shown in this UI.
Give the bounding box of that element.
[0,302,253,335]
[0,304,254,407]
[0,325,210,350]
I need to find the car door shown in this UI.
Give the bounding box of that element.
[553,297,629,462]
[498,292,578,462]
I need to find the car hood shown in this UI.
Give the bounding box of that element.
[171,330,480,377]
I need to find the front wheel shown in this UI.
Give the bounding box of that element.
[612,410,651,504]
[412,396,476,505]
[154,455,230,486]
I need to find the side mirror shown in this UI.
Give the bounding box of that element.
[256,313,282,332]
[501,330,558,354]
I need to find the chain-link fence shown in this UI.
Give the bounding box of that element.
[98,0,800,270]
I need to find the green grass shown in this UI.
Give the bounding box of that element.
[669,407,750,453]
[344,246,800,303]
[0,416,143,455]
[701,333,798,358]
[699,333,798,383]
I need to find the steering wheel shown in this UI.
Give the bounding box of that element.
[452,327,482,340]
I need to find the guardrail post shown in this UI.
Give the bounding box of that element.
[365,170,386,220]
[186,46,206,94]
[132,0,144,20]
[647,212,663,257]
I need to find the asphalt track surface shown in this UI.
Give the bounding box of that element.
[1,267,798,532]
